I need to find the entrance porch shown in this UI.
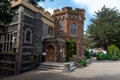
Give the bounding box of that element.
[42,38,66,62]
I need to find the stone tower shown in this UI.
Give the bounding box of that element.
[53,7,85,57]
[0,0,43,77]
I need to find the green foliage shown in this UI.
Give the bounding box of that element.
[96,45,120,61]
[65,39,75,61]
[29,0,53,5]
[84,33,94,48]
[107,45,120,56]
[96,53,107,60]
[84,48,91,59]
[107,45,120,60]
[111,55,119,61]
[107,55,119,60]
[65,57,70,62]
[29,0,38,5]
[0,0,14,25]
[76,58,87,67]
[86,6,120,49]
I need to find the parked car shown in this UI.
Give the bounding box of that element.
[90,51,96,57]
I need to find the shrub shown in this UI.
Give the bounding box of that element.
[76,58,82,63]
[107,55,120,60]
[107,45,120,57]
[107,55,112,60]
[84,48,91,59]
[93,45,120,61]
[107,45,120,60]
[81,59,87,67]
[96,53,107,60]
[111,55,119,60]
[75,58,87,67]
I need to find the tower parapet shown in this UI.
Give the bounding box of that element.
[53,6,85,18]
[53,7,85,21]
[61,7,72,12]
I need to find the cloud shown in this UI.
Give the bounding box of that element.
[71,0,120,16]
[38,2,54,14]
[45,7,54,14]
[38,2,45,7]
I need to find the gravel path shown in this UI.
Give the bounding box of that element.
[1,61,120,80]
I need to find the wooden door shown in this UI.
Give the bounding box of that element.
[45,45,55,62]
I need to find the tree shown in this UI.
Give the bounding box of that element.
[0,0,53,26]
[84,48,91,59]
[107,44,120,60]
[84,33,94,48]
[29,0,53,5]
[0,0,14,25]
[87,6,120,49]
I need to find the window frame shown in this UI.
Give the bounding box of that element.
[70,23,76,35]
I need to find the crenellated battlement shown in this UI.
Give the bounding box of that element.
[53,7,85,21]
[53,6,85,16]
[10,0,54,21]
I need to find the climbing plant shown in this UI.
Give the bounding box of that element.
[65,39,75,62]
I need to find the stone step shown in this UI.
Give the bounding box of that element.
[37,62,76,72]
[38,65,64,70]
[69,66,77,72]
[37,63,64,72]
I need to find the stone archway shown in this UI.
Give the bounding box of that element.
[45,45,55,62]
[32,54,38,68]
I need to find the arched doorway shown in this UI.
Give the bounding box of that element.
[46,45,55,62]
[33,54,38,68]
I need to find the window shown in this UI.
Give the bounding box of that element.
[25,28,32,43]
[5,34,7,41]
[6,42,9,51]
[26,30,31,42]
[10,42,13,51]
[71,24,76,35]
[4,43,6,51]
[58,21,64,31]
[0,34,1,41]
[58,21,64,36]
[1,33,14,52]
[0,43,2,53]
[59,21,64,28]
[11,34,13,41]
[7,34,10,41]
[48,27,53,35]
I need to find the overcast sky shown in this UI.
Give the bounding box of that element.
[38,0,120,31]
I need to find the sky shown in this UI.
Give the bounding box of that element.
[38,0,120,31]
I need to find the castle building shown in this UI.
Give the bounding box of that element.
[53,7,85,58]
[0,0,85,77]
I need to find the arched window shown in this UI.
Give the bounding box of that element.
[71,24,76,35]
[26,30,31,42]
[59,21,64,28]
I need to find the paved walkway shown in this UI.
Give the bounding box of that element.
[1,61,120,80]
